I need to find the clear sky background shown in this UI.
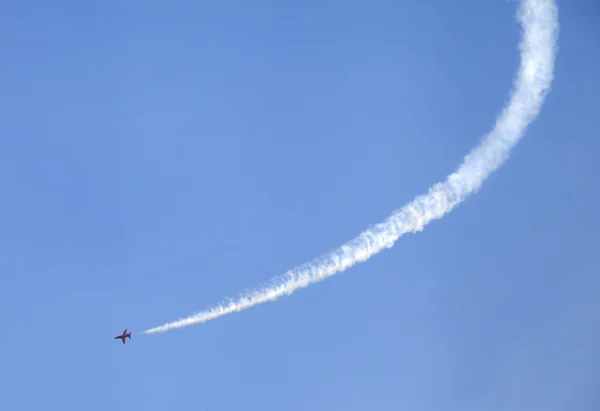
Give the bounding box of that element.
[1,1,599,410]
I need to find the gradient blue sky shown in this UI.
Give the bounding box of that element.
[1,1,599,410]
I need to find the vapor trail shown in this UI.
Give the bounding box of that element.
[142,0,558,335]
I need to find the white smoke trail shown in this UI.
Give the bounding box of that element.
[142,0,558,335]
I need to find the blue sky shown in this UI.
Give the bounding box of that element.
[1,1,599,410]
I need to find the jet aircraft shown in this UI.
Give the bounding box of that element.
[115,329,132,344]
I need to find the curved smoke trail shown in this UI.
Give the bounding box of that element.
[142,0,558,335]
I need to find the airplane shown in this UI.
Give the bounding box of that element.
[115,329,132,344]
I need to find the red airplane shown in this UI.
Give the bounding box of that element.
[115,329,132,344]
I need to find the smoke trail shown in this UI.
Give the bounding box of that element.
[142,0,558,335]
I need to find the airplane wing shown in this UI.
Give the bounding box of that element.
[122,338,126,344]
[123,329,127,335]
